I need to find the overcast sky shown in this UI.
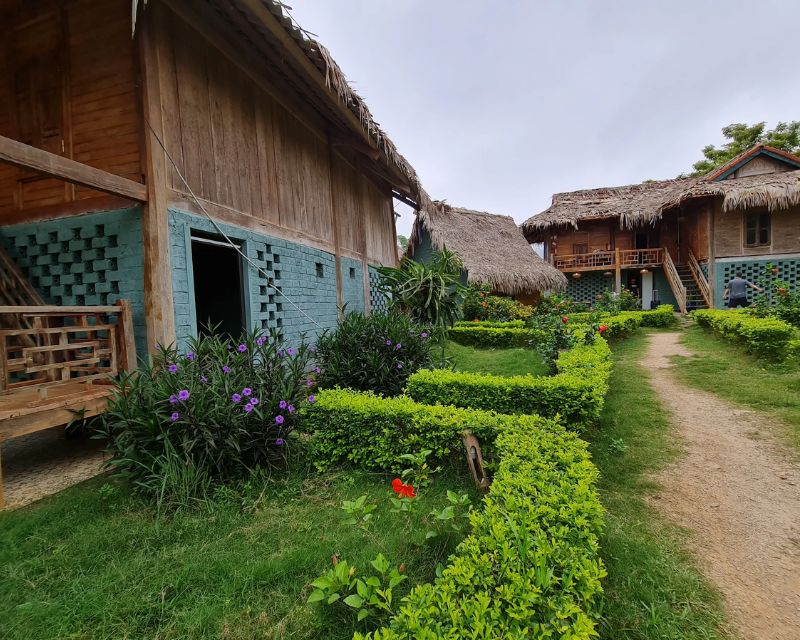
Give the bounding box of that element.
[289,0,800,238]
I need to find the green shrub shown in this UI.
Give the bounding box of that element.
[447,325,547,348]
[97,331,315,499]
[693,309,796,360]
[356,415,606,639]
[594,287,642,312]
[454,319,525,328]
[301,389,501,473]
[639,305,678,327]
[462,283,533,322]
[407,339,612,429]
[316,311,434,396]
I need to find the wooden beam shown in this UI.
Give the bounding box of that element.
[0,135,147,202]
[139,6,177,350]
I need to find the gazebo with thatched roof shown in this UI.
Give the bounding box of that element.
[407,202,567,304]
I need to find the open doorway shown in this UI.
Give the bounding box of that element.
[191,234,245,338]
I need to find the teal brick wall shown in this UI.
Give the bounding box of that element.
[169,209,341,349]
[652,267,679,310]
[713,255,800,307]
[340,256,365,314]
[368,265,391,313]
[565,271,613,303]
[0,208,147,356]
[409,228,468,289]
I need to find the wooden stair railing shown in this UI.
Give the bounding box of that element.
[0,244,45,349]
[662,247,687,313]
[687,249,712,308]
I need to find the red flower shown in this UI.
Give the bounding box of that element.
[391,479,416,499]
[561,316,569,324]
[771,267,779,276]
[778,287,787,296]
[481,302,488,308]
[599,324,609,334]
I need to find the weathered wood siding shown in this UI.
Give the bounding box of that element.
[156,9,396,265]
[713,203,800,258]
[0,0,142,217]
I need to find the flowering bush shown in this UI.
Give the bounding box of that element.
[315,311,434,396]
[751,263,800,328]
[461,283,532,322]
[594,287,641,312]
[97,330,316,499]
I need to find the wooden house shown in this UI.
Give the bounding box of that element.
[521,145,800,311]
[0,0,429,505]
[407,202,567,305]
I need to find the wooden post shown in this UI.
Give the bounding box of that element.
[614,248,622,293]
[707,202,716,308]
[139,8,176,350]
[115,299,137,372]
[326,146,345,316]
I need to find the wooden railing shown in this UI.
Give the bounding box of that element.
[662,248,687,313]
[687,249,712,307]
[0,300,136,393]
[553,248,664,271]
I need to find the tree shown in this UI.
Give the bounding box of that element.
[397,234,409,252]
[687,121,800,176]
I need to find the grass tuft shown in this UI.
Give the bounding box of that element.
[444,341,549,376]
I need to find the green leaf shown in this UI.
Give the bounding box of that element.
[343,594,364,608]
[357,609,371,621]
[327,593,341,604]
[307,590,326,604]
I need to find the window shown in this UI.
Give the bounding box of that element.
[573,243,589,254]
[745,213,770,247]
[315,263,324,278]
[349,267,356,279]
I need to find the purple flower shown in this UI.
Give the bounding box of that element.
[279,400,288,410]
[278,349,285,357]
[309,345,317,353]
[168,364,178,374]
[275,438,285,446]
[249,397,259,406]
[421,332,429,339]
[287,347,296,356]
[275,414,285,425]
[232,393,242,404]
[169,394,178,405]
[238,344,247,353]
[186,352,196,361]
[243,403,254,413]
[385,339,392,346]
[315,367,321,374]
[200,375,208,384]
[222,366,231,374]
[397,362,403,369]
[395,343,402,350]
[170,412,180,422]
[306,378,314,387]
[256,336,266,346]
[308,394,316,404]
[287,404,296,414]
[178,389,190,401]
[242,387,252,397]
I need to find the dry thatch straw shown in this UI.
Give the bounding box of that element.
[408,202,567,295]
[522,169,800,242]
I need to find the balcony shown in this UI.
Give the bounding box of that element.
[553,248,664,272]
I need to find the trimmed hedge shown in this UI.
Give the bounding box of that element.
[448,325,546,348]
[693,309,796,360]
[454,319,525,329]
[302,389,500,472]
[406,339,612,428]
[355,412,606,639]
[567,305,676,329]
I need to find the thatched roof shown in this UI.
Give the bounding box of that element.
[522,169,800,242]
[408,203,567,295]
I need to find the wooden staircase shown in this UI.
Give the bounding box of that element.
[675,264,709,311]
[661,247,712,313]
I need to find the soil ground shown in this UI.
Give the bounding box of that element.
[644,331,800,640]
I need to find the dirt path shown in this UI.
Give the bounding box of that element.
[643,332,800,639]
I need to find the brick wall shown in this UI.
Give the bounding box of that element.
[169,209,343,349]
[0,207,147,355]
[713,255,800,307]
[339,256,365,314]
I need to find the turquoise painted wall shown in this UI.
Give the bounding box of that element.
[0,208,147,356]
[652,267,679,310]
[169,209,342,349]
[713,255,800,308]
[565,271,613,304]
[339,256,365,314]
[368,265,391,313]
[409,227,470,289]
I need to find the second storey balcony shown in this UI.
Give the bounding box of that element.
[552,248,664,272]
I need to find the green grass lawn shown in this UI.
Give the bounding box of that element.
[675,324,800,454]
[0,465,469,640]
[588,332,732,639]
[444,341,549,376]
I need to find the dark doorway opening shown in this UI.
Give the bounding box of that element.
[626,271,642,300]
[191,235,245,338]
[635,231,649,249]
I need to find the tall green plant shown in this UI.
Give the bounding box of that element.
[377,248,466,332]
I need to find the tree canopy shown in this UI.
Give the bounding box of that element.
[687,121,800,176]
